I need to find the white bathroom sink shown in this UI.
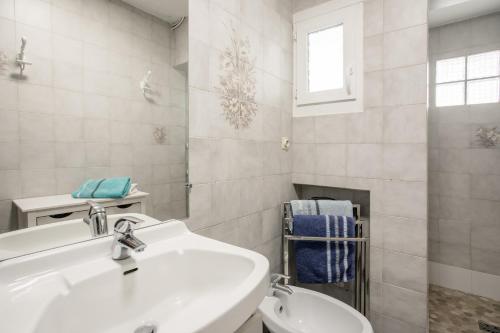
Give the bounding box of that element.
[259,286,373,333]
[0,220,269,333]
[0,213,160,260]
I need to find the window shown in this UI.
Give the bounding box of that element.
[308,25,344,92]
[294,1,363,114]
[435,50,500,107]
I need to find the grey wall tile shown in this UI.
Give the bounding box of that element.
[383,25,427,70]
[382,250,427,293]
[383,104,427,144]
[383,0,427,32]
[383,65,427,106]
[315,144,347,176]
[383,144,427,181]
[347,144,383,179]
[382,283,427,327]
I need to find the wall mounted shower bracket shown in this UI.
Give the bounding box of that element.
[16,37,32,76]
[140,70,153,98]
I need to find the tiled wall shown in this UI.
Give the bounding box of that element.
[187,0,295,273]
[0,0,187,232]
[292,0,428,332]
[428,13,500,277]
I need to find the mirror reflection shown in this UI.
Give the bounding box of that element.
[0,0,189,260]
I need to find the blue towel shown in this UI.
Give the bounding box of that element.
[293,215,356,284]
[72,177,132,199]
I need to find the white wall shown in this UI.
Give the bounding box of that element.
[292,0,429,332]
[187,0,295,273]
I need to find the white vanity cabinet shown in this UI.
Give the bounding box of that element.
[13,192,149,228]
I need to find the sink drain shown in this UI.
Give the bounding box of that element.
[134,324,157,333]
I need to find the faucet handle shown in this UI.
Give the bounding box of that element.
[114,216,144,234]
[271,273,291,284]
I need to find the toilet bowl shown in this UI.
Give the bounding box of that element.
[258,286,373,333]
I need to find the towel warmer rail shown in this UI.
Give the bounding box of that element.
[281,202,370,317]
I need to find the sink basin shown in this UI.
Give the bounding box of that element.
[0,219,269,333]
[0,213,161,261]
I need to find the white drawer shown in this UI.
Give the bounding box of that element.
[36,210,88,226]
[106,202,142,215]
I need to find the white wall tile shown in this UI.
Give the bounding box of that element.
[383,144,427,181]
[346,144,383,178]
[383,25,427,69]
[15,0,51,30]
[0,142,19,170]
[383,104,427,144]
[383,65,427,106]
[383,250,427,293]
[383,0,427,32]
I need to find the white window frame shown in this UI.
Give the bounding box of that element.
[293,0,363,117]
[435,50,500,107]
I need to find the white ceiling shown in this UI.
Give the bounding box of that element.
[121,0,188,23]
[429,0,500,27]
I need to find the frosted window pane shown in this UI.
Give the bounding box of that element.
[467,78,500,105]
[308,24,344,93]
[467,51,500,79]
[436,57,465,83]
[436,82,465,107]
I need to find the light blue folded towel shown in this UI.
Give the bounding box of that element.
[72,177,132,199]
[290,200,318,215]
[290,200,353,217]
[317,200,353,218]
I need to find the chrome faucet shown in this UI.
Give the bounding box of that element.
[111,216,146,260]
[83,201,108,237]
[271,273,293,295]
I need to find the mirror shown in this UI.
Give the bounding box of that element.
[0,0,189,261]
[428,1,500,331]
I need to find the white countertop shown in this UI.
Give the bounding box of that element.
[13,192,149,213]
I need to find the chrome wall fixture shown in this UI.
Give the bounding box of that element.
[0,51,7,75]
[15,37,32,76]
[140,70,153,98]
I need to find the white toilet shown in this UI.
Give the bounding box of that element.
[259,285,373,333]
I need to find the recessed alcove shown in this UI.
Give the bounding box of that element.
[290,184,371,308]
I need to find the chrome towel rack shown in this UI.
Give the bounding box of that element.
[281,201,370,317]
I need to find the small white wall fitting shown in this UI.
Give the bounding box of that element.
[281,137,290,151]
[16,37,32,76]
[140,70,153,98]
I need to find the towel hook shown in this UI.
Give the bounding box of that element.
[16,37,32,76]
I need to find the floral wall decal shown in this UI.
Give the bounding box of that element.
[216,26,258,129]
[475,126,499,148]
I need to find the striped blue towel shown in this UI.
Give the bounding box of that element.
[293,215,356,284]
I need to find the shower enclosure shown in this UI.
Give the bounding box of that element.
[427,3,500,332]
